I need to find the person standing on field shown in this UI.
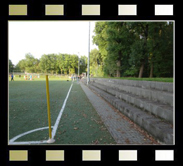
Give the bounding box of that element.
[11,74,14,81]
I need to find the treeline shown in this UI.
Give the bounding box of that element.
[90,22,173,78]
[9,22,173,78]
[9,53,88,75]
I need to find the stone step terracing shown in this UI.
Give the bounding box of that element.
[92,78,173,106]
[92,78,173,92]
[81,78,173,144]
[90,81,173,124]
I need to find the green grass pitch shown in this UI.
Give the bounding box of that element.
[9,79,115,145]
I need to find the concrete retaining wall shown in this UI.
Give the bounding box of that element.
[82,78,174,144]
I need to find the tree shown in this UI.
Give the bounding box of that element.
[70,54,79,74]
[147,22,163,77]
[79,55,88,74]
[24,53,36,72]
[39,54,51,73]
[9,59,14,73]
[93,22,108,60]
[92,21,173,78]
[49,54,57,74]
[127,22,150,78]
[147,22,173,77]
[90,49,103,77]
[93,22,134,77]
[15,59,26,72]
[106,22,135,77]
[93,22,136,77]
[57,54,65,75]
[15,54,40,73]
[64,54,71,74]
[93,22,108,76]
[129,40,146,77]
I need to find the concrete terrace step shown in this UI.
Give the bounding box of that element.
[91,79,173,106]
[90,82,173,124]
[91,78,173,93]
[86,83,173,144]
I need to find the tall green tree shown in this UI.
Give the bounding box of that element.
[9,59,14,73]
[106,22,135,77]
[24,53,37,72]
[15,54,40,73]
[127,22,150,78]
[90,49,103,77]
[57,54,65,75]
[147,22,173,77]
[39,54,52,73]
[64,54,71,74]
[41,54,58,74]
[49,54,57,74]
[79,55,88,75]
[93,22,108,61]
[70,54,79,74]
[15,59,26,72]
[92,21,173,78]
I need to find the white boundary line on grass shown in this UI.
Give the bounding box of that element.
[9,83,73,145]
[9,126,52,144]
[52,83,73,138]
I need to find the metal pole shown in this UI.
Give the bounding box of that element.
[46,75,55,143]
[46,75,52,139]
[87,22,90,85]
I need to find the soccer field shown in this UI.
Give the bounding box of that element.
[9,79,115,145]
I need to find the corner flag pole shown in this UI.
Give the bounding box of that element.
[46,75,55,143]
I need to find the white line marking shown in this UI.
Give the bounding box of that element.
[52,83,73,138]
[9,83,73,144]
[9,140,48,145]
[9,126,53,144]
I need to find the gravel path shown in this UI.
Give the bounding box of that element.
[80,81,159,145]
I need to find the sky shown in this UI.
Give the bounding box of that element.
[8,21,98,65]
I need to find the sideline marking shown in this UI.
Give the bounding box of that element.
[52,83,73,138]
[9,83,73,145]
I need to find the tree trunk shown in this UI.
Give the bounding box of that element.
[138,25,148,78]
[116,60,121,77]
[138,62,144,78]
[149,63,153,78]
